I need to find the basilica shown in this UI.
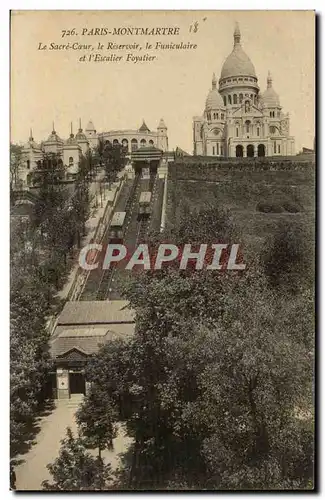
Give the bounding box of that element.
[193,24,295,158]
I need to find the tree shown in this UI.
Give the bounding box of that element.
[10,214,53,456]
[42,428,113,491]
[31,152,65,186]
[76,384,118,459]
[10,143,23,189]
[94,139,126,186]
[262,220,314,294]
[82,203,313,489]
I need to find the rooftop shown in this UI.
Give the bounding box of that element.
[57,300,135,325]
[50,323,134,357]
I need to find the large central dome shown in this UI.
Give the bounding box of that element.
[220,24,256,80]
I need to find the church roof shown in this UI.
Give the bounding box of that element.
[220,23,256,80]
[139,120,150,132]
[261,72,280,107]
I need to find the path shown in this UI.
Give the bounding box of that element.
[15,395,132,491]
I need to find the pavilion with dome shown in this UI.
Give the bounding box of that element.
[193,23,295,158]
[20,118,168,184]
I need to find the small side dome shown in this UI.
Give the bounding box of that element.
[65,123,78,145]
[75,120,88,141]
[45,125,63,144]
[205,73,224,110]
[66,133,78,145]
[261,71,280,107]
[75,130,88,141]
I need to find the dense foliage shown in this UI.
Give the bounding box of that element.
[77,206,314,490]
[94,139,127,186]
[10,150,92,456]
[42,428,113,491]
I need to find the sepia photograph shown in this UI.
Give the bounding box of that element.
[9,10,315,491]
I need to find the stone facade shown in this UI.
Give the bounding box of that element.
[193,24,295,158]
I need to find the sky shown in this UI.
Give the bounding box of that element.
[10,10,315,153]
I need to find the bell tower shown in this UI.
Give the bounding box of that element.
[157,118,168,151]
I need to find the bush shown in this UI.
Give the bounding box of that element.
[270,203,284,213]
[256,202,283,213]
[282,201,301,213]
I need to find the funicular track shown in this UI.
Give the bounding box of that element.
[105,172,159,301]
[95,172,142,300]
[135,172,159,246]
[79,174,140,301]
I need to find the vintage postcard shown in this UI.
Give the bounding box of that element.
[10,10,315,491]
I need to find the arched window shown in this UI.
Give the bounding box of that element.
[236,127,239,137]
[113,139,119,146]
[257,127,260,137]
[149,139,154,146]
[27,159,30,170]
[270,126,276,135]
[228,95,232,105]
[216,113,219,120]
[245,120,251,134]
[105,140,110,145]
[239,94,243,103]
[69,156,73,166]
[122,139,128,150]
[131,138,138,151]
[223,96,227,106]
[233,94,238,104]
[140,139,146,148]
